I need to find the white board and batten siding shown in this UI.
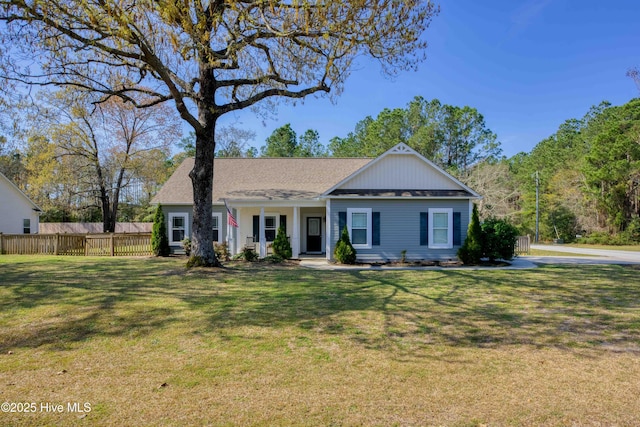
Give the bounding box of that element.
[326,144,477,262]
[340,153,463,191]
[0,173,40,234]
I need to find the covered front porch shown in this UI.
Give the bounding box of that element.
[226,201,328,259]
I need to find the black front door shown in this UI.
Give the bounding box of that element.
[307,217,322,252]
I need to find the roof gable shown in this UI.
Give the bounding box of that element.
[324,143,480,198]
[0,172,41,211]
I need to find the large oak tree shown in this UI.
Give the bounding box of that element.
[1,0,439,266]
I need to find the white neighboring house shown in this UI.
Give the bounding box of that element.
[0,172,41,234]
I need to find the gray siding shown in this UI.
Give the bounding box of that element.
[330,199,470,262]
[161,205,231,253]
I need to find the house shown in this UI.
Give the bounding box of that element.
[0,171,41,234]
[152,143,481,262]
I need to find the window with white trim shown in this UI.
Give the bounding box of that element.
[23,218,31,234]
[212,213,222,243]
[169,213,189,245]
[265,214,278,241]
[347,208,372,249]
[429,208,453,249]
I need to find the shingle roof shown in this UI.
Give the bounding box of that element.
[328,189,475,198]
[152,157,372,204]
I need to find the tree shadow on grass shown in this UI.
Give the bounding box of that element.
[173,263,640,358]
[336,265,640,357]
[1,258,639,358]
[0,257,182,352]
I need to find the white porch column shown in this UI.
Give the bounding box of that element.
[225,205,236,255]
[259,207,266,258]
[292,206,300,259]
[325,199,332,261]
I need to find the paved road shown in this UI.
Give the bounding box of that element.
[528,244,640,264]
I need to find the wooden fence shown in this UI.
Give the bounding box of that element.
[0,233,152,256]
[515,235,531,255]
[40,222,152,234]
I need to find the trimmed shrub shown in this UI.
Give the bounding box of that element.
[233,246,258,262]
[151,204,170,257]
[272,225,292,259]
[334,226,357,264]
[263,254,284,264]
[181,237,191,256]
[458,204,483,265]
[214,241,230,261]
[481,217,519,261]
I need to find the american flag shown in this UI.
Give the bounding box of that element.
[224,200,238,228]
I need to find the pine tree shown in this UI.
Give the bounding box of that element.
[151,204,170,257]
[458,204,482,264]
[334,226,357,264]
[272,225,292,259]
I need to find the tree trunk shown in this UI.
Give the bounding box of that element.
[189,128,218,266]
[99,188,114,233]
[187,63,220,267]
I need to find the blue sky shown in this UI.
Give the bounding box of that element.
[218,0,640,158]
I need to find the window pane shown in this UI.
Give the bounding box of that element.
[433,229,448,244]
[352,213,367,228]
[352,229,367,245]
[212,216,218,228]
[173,230,184,242]
[213,230,219,242]
[265,230,276,241]
[309,218,320,236]
[265,216,276,228]
[433,213,448,228]
[173,217,184,228]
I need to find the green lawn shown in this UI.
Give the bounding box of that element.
[1,256,639,426]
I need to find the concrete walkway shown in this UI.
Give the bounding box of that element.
[299,257,539,271]
[299,245,640,271]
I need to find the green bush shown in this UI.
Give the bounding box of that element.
[181,237,191,256]
[481,217,519,261]
[577,226,640,246]
[233,246,258,262]
[271,225,292,259]
[263,254,284,264]
[214,241,229,261]
[334,226,357,264]
[151,205,170,257]
[458,204,483,265]
[546,205,579,243]
[623,217,640,243]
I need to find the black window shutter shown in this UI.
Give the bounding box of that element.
[372,212,381,246]
[338,211,347,234]
[280,215,287,235]
[252,215,259,241]
[420,212,428,246]
[453,212,462,246]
